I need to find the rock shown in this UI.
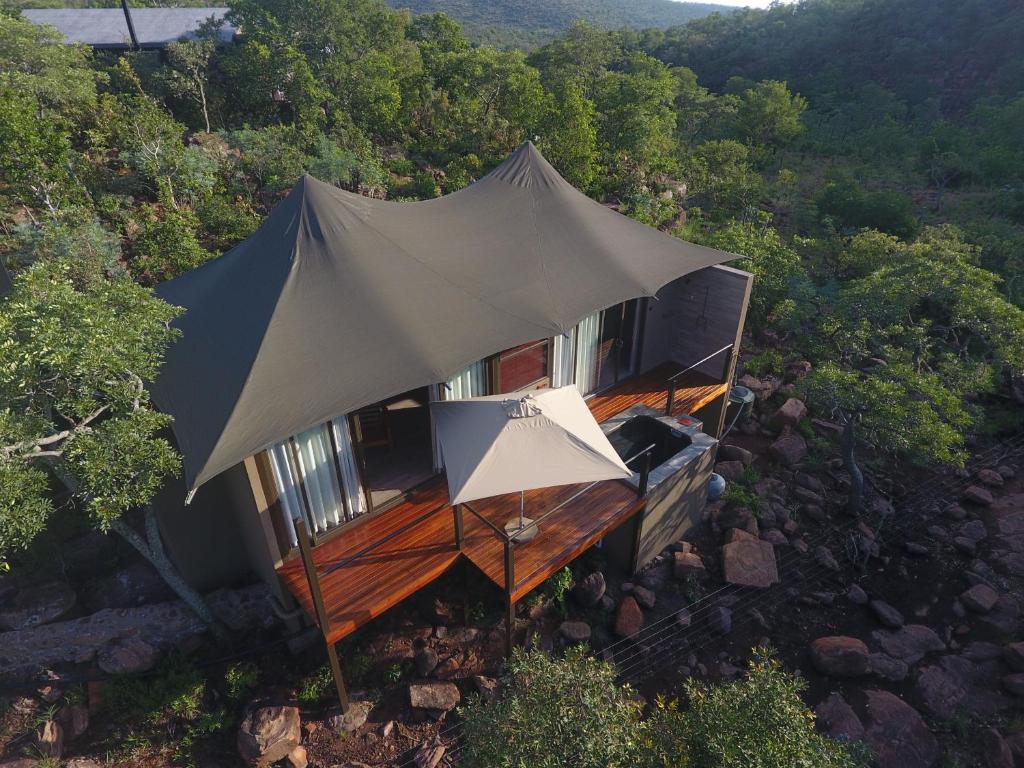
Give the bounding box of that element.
[559,621,591,644]
[409,682,460,711]
[814,545,840,571]
[870,600,905,629]
[36,719,63,758]
[815,693,864,741]
[721,538,779,588]
[997,465,1017,480]
[614,597,644,638]
[714,460,746,482]
[869,653,909,682]
[793,486,824,505]
[632,585,656,609]
[57,703,89,740]
[97,636,160,675]
[0,582,77,630]
[238,706,301,767]
[848,584,869,605]
[0,760,41,768]
[810,636,870,677]
[1004,641,1024,671]
[65,760,103,768]
[472,675,499,702]
[770,430,807,466]
[717,444,753,466]
[982,728,1014,768]
[959,519,988,542]
[872,625,945,665]
[287,746,308,768]
[673,551,706,578]
[760,529,788,546]
[415,647,439,677]
[1003,673,1024,697]
[712,505,756,534]
[944,503,968,520]
[708,606,732,635]
[916,656,973,719]
[794,471,826,494]
[904,542,929,556]
[726,527,756,543]
[864,689,939,768]
[962,485,994,506]
[770,398,807,431]
[675,609,691,628]
[978,468,1005,487]
[572,571,605,608]
[961,584,999,613]
[953,536,977,556]
[414,739,446,768]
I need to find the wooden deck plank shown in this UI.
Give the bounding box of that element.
[276,367,725,642]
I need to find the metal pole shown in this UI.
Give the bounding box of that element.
[120,0,140,50]
[295,518,350,712]
[665,380,676,416]
[638,448,652,497]
[503,538,515,657]
[519,490,525,529]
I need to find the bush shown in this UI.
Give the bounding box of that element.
[679,649,868,768]
[460,647,646,768]
[817,176,918,240]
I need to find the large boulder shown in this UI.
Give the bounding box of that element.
[915,656,973,720]
[810,636,870,677]
[815,693,864,741]
[409,682,461,712]
[864,690,939,768]
[962,485,994,506]
[872,625,945,665]
[558,621,591,644]
[237,706,301,767]
[97,636,160,675]
[769,430,807,467]
[0,582,77,631]
[870,600,905,629]
[770,398,807,431]
[721,538,779,588]
[961,584,999,614]
[673,551,706,579]
[717,444,753,466]
[977,468,1005,487]
[614,596,644,638]
[572,572,605,608]
[714,460,746,482]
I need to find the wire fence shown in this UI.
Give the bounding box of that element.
[382,430,1024,767]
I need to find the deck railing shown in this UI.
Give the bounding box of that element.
[664,343,734,416]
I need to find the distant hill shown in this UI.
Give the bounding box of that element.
[640,0,1024,113]
[387,0,734,47]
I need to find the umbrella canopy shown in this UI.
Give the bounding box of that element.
[432,387,631,505]
[150,141,737,493]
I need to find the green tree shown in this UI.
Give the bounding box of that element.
[460,647,646,768]
[536,77,598,189]
[733,80,807,151]
[162,38,216,133]
[0,260,220,630]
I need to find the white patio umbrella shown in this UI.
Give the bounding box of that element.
[431,386,632,541]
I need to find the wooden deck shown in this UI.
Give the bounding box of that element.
[276,367,726,643]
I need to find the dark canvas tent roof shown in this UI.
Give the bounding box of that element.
[150,142,737,492]
[21,8,234,49]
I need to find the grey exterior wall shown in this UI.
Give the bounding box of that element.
[640,265,753,379]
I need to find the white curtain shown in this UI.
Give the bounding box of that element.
[551,333,574,388]
[268,418,365,548]
[446,359,489,399]
[573,311,601,395]
[330,417,367,519]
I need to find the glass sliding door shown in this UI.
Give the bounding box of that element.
[572,311,601,395]
[571,300,641,395]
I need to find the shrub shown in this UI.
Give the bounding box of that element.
[679,649,868,768]
[742,349,783,378]
[459,647,646,768]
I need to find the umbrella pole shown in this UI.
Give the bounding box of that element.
[504,489,538,542]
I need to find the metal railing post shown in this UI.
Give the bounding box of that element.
[295,518,350,712]
[638,448,652,498]
[503,537,515,657]
[665,380,676,416]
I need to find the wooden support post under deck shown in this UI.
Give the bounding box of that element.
[295,517,350,713]
[503,537,515,658]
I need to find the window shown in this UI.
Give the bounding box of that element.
[497,339,550,393]
[568,300,642,395]
[266,418,366,548]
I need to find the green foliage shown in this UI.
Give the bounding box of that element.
[0,260,181,553]
[742,349,783,378]
[675,649,867,768]
[732,80,807,151]
[460,646,646,768]
[544,566,574,617]
[298,665,334,704]
[681,140,763,218]
[224,661,259,700]
[128,192,212,284]
[817,175,919,240]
